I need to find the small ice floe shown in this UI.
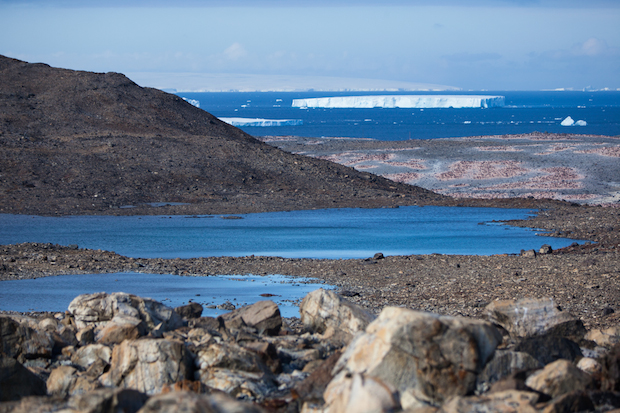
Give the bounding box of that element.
[182,98,200,108]
[560,116,587,126]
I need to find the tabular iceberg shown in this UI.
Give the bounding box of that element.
[292,95,505,109]
[219,117,303,127]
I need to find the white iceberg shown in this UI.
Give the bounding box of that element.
[182,97,200,108]
[560,116,587,126]
[292,95,505,109]
[219,117,303,127]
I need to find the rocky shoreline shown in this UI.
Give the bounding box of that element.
[3,285,620,412]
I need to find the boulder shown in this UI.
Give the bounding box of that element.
[438,390,540,413]
[71,343,112,369]
[599,343,620,392]
[0,356,47,401]
[525,359,593,398]
[541,391,594,413]
[576,357,602,381]
[485,298,586,341]
[174,302,203,320]
[585,326,620,348]
[323,372,400,413]
[100,338,193,395]
[220,300,282,335]
[97,313,144,344]
[138,390,266,413]
[46,365,78,397]
[0,315,54,361]
[333,307,502,406]
[477,350,543,389]
[514,336,582,365]
[68,387,149,413]
[197,368,276,401]
[300,288,375,337]
[68,292,183,336]
[195,342,268,373]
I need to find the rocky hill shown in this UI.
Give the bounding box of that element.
[0,55,446,216]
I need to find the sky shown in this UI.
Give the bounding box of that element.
[1,0,619,91]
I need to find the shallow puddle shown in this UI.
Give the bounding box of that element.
[0,272,332,317]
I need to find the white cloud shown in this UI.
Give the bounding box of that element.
[570,38,616,57]
[223,42,247,60]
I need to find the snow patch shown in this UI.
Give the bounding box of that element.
[292,95,505,109]
[219,117,303,127]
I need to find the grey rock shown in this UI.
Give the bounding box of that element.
[333,306,502,406]
[220,300,282,335]
[0,356,47,401]
[300,288,375,337]
[485,298,586,341]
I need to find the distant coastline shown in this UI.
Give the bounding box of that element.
[125,72,460,93]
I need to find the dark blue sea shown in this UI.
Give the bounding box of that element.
[176,91,620,140]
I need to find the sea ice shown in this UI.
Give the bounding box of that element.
[219,117,303,127]
[182,97,200,108]
[291,95,505,109]
[560,116,587,126]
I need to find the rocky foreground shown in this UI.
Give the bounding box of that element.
[3,289,620,412]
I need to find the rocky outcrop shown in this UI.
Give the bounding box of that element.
[299,288,375,338]
[331,307,502,407]
[3,291,620,412]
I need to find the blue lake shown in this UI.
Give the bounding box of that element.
[0,206,582,259]
[0,272,328,317]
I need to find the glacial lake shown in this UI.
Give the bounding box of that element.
[0,206,584,314]
[0,272,328,317]
[0,206,583,259]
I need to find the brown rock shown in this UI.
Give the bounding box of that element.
[0,356,47,401]
[100,338,193,395]
[220,300,282,336]
[174,302,203,320]
[525,359,593,398]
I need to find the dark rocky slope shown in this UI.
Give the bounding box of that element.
[0,55,446,216]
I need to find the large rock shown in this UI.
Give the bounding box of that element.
[100,338,193,395]
[137,391,266,413]
[485,298,586,341]
[438,390,540,413]
[195,342,268,373]
[300,289,375,337]
[197,368,277,401]
[68,292,183,337]
[67,387,149,413]
[525,359,593,398]
[0,316,54,361]
[333,307,502,406]
[323,372,400,413]
[0,356,47,401]
[220,300,282,335]
[477,350,543,390]
[71,343,112,370]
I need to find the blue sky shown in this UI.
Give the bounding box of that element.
[1,0,618,90]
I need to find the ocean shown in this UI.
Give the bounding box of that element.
[176,91,620,141]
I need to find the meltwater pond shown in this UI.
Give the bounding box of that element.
[0,206,582,258]
[0,272,329,317]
